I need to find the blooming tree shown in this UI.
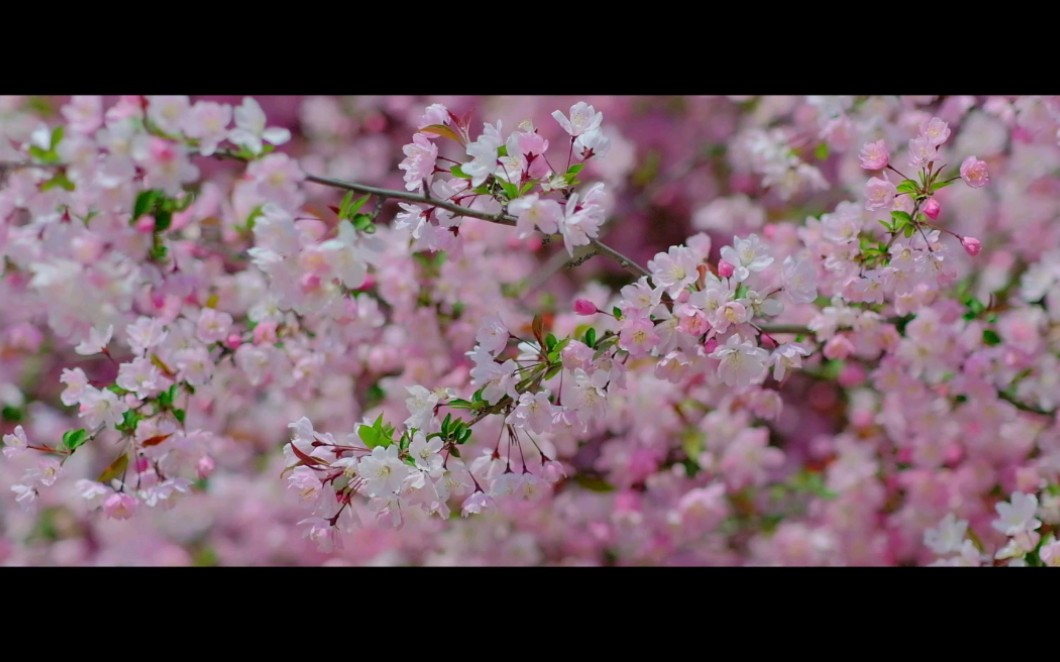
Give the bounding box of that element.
[0,94,1058,566]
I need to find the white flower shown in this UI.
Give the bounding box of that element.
[115,358,166,399]
[992,492,1042,537]
[574,127,610,159]
[648,245,699,297]
[60,368,89,406]
[463,121,504,187]
[78,387,129,429]
[125,317,168,356]
[711,334,769,388]
[475,315,510,356]
[770,344,811,381]
[2,425,29,458]
[196,308,233,344]
[461,491,495,517]
[404,385,439,431]
[720,234,774,282]
[408,431,444,475]
[356,444,409,498]
[551,102,603,137]
[924,513,969,556]
[75,324,113,355]
[508,194,562,238]
[782,256,818,304]
[228,97,291,155]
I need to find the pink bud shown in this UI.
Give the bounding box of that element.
[573,299,598,316]
[961,236,982,256]
[225,334,243,350]
[703,337,719,353]
[718,259,735,279]
[922,197,941,220]
[197,456,215,480]
[135,456,150,473]
[136,216,156,233]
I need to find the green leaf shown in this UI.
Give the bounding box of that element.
[28,145,51,163]
[878,219,895,232]
[154,210,173,233]
[133,190,162,220]
[890,210,913,226]
[544,363,563,381]
[450,164,471,179]
[585,327,597,348]
[545,333,558,351]
[499,179,519,200]
[158,384,178,409]
[116,410,143,435]
[931,179,954,191]
[612,306,623,320]
[496,145,508,157]
[352,213,374,232]
[338,191,355,218]
[447,398,473,410]
[244,205,265,232]
[982,329,1001,346]
[50,125,64,150]
[457,428,472,444]
[814,142,829,161]
[903,223,916,238]
[173,409,186,425]
[566,163,585,176]
[62,428,89,452]
[41,172,75,192]
[357,424,380,447]
[896,179,919,195]
[347,194,370,218]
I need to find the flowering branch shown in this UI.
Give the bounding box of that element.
[302,173,652,279]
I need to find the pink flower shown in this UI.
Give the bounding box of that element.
[864,177,897,211]
[398,132,438,193]
[103,493,138,520]
[919,117,951,146]
[619,316,661,358]
[183,101,233,157]
[858,139,889,170]
[922,197,941,220]
[907,137,936,169]
[573,299,598,315]
[960,156,989,188]
[961,236,982,256]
